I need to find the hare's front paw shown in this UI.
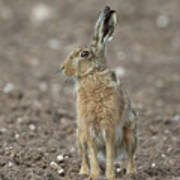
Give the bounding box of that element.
[89,169,100,179]
[89,173,99,179]
[127,166,136,174]
[79,165,89,175]
[106,175,115,180]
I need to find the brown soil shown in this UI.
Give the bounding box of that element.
[0,0,180,180]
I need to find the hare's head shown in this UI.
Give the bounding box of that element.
[60,6,117,77]
[60,47,98,77]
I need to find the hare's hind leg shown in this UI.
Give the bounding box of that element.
[77,130,89,175]
[124,126,137,174]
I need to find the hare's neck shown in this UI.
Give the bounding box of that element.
[76,69,110,92]
[96,54,107,67]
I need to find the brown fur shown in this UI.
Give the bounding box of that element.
[60,6,138,180]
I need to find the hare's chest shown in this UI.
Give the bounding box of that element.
[77,89,118,122]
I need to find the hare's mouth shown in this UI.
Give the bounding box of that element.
[60,64,65,72]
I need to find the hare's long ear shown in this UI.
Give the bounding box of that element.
[91,6,117,56]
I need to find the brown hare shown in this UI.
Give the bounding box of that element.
[60,6,138,180]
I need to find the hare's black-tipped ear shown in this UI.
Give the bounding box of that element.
[102,9,117,43]
[91,6,117,50]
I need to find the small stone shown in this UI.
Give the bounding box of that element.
[50,161,59,169]
[31,4,52,23]
[0,128,7,134]
[17,117,23,123]
[15,134,20,139]
[116,168,121,173]
[56,155,64,163]
[151,163,156,167]
[58,168,65,176]
[8,161,13,167]
[114,67,126,77]
[5,146,13,151]
[161,154,166,158]
[3,83,14,93]
[156,15,169,28]
[64,155,69,159]
[173,115,180,121]
[48,39,60,49]
[29,124,36,131]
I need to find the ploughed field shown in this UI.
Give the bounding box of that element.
[0,0,179,179]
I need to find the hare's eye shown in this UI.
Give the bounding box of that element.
[80,50,89,58]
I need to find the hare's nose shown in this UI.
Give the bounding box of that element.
[60,65,65,71]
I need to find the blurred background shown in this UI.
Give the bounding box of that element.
[0,0,179,179]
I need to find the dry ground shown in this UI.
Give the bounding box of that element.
[0,0,180,179]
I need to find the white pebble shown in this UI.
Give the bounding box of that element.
[17,117,23,123]
[64,155,69,159]
[173,115,180,121]
[50,161,59,169]
[114,67,126,77]
[156,15,169,28]
[151,163,156,167]
[48,39,60,49]
[161,154,166,158]
[6,146,13,150]
[56,155,64,163]
[0,128,7,133]
[8,161,13,167]
[3,83,14,93]
[29,124,36,131]
[31,4,52,23]
[15,134,20,139]
[116,168,121,173]
[58,168,65,175]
